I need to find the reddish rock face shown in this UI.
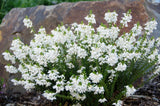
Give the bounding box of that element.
[64,0,148,31]
[0,0,148,93]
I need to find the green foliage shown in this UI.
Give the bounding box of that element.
[0,0,53,23]
[0,78,4,92]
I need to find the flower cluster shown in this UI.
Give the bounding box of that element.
[3,10,160,106]
[23,17,32,28]
[113,100,123,106]
[125,85,136,97]
[120,10,132,27]
[104,11,118,24]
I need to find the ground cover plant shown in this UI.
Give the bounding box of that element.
[2,10,160,106]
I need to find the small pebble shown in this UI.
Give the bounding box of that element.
[152,97,159,102]
[6,103,15,106]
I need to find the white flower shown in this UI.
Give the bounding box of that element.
[119,52,141,61]
[23,18,32,28]
[11,79,35,91]
[70,92,86,101]
[24,81,35,91]
[22,64,43,77]
[44,49,59,63]
[72,103,81,106]
[65,74,90,94]
[77,47,88,59]
[90,86,105,94]
[156,37,160,47]
[67,44,87,59]
[109,26,120,40]
[43,91,56,101]
[144,20,157,35]
[131,24,142,36]
[148,39,155,49]
[90,47,102,60]
[115,63,127,72]
[48,70,59,81]
[97,26,120,40]
[148,49,158,61]
[89,72,103,83]
[85,14,96,24]
[104,12,118,24]
[107,53,118,66]
[77,67,85,73]
[2,52,16,64]
[157,54,160,64]
[116,35,133,51]
[71,22,78,28]
[125,85,136,97]
[5,65,18,73]
[98,98,107,103]
[113,100,123,106]
[66,63,75,69]
[11,79,21,85]
[22,73,33,80]
[38,27,46,34]
[154,65,160,75]
[51,27,69,44]
[108,70,116,82]
[10,39,29,60]
[35,73,51,87]
[120,12,132,27]
[53,80,65,93]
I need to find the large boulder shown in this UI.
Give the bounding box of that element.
[145,0,160,38]
[0,0,149,94]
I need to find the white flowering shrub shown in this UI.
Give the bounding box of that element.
[2,10,160,105]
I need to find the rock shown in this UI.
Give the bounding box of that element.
[124,74,160,105]
[0,0,149,94]
[129,95,152,100]
[147,0,160,5]
[145,0,160,38]
[0,92,56,105]
[5,103,15,106]
[152,97,159,102]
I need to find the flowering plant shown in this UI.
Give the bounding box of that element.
[2,10,160,105]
